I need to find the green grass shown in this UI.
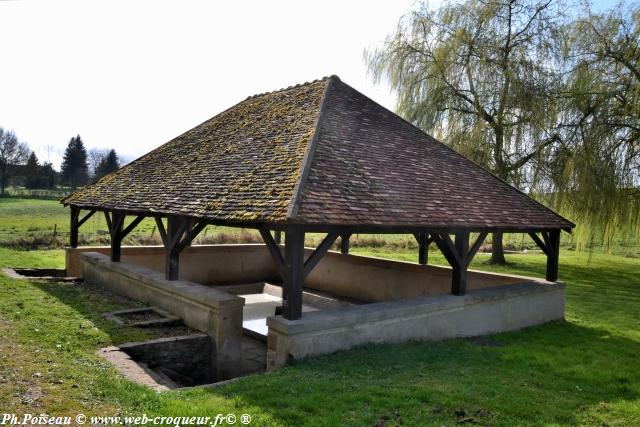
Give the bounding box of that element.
[2,197,638,257]
[1,199,639,425]
[1,248,639,425]
[0,198,262,248]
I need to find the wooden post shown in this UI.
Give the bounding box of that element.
[452,231,470,295]
[414,232,433,265]
[165,216,187,281]
[419,232,429,265]
[261,227,337,320]
[433,231,486,296]
[108,212,125,262]
[274,231,282,245]
[418,235,427,265]
[340,233,351,254]
[161,216,205,281]
[283,227,305,320]
[529,230,561,282]
[545,229,560,282]
[69,206,80,248]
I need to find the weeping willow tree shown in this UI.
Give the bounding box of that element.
[366,0,566,264]
[368,0,640,258]
[539,2,640,251]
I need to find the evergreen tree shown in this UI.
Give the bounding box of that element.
[24,151,40,189]
[40,162,57,189]
[60,135,89,190]
[94,149,120,180]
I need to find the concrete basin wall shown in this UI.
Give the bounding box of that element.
[305,251,526,302]
[79,252,244,380]
[67,245,531,302]
[68,244,277,285]
[266,281,565,369]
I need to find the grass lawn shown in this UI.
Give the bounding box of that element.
[0,246,638,426]
[0,198,639,425]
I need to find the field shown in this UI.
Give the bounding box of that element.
[0,198,639,425]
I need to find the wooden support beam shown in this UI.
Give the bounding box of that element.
[283,227,305,320]
[69,206,80,248]
[69,207,98,248]
[155,217,168,246]
[303,232,339,279]
[340,233,351,254]
[174,220,206,251]
[103,211,112,231]
[164,216,190,281]
[262,228,338,320]
[528,230,561,282]
[104,212,147,262]
[414,232,433,265]
[121,215,145,239]
[432,233,460,268]
[432,231,483,296]
[452,231,470,295]
[77,210,96,227]
[259,228,285,278]
[274,230,282,245]
[528,232,548,256]
[161,217,206,281]
[418,233,428,265]
[466,232,488,268]
[106,212,126,262]
[544,230,560,282]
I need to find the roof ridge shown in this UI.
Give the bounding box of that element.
[245,75,337,100]
[286,75,339,220]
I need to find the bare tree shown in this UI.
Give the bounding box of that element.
[0,127,29,195]
[88,147,109,180]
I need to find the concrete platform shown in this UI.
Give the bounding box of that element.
[241,292,317,337]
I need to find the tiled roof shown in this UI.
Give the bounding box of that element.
[63,78,328,222]
[63,76,574,230]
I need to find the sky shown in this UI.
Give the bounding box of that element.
[1,0,416,168]
[1,0,620,169]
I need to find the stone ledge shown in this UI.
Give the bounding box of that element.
[268,281,563,336]
[79,252,244,309]
[267,281,565,369]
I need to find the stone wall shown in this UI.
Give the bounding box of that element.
[266,281,565,370]
[67,245,530,302]
[119,334,214,386]
[79,252,244,380]
[67,244,276,285]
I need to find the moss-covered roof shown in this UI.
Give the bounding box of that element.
[63,75,574,230]
[63,77,328,222]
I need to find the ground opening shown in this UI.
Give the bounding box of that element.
[3,267,81,282]
[101,333,266,389]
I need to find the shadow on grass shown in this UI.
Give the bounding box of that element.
[29,279,171,346]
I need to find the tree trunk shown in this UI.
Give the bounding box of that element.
[489,231,506,264]
[490,126,508,265]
